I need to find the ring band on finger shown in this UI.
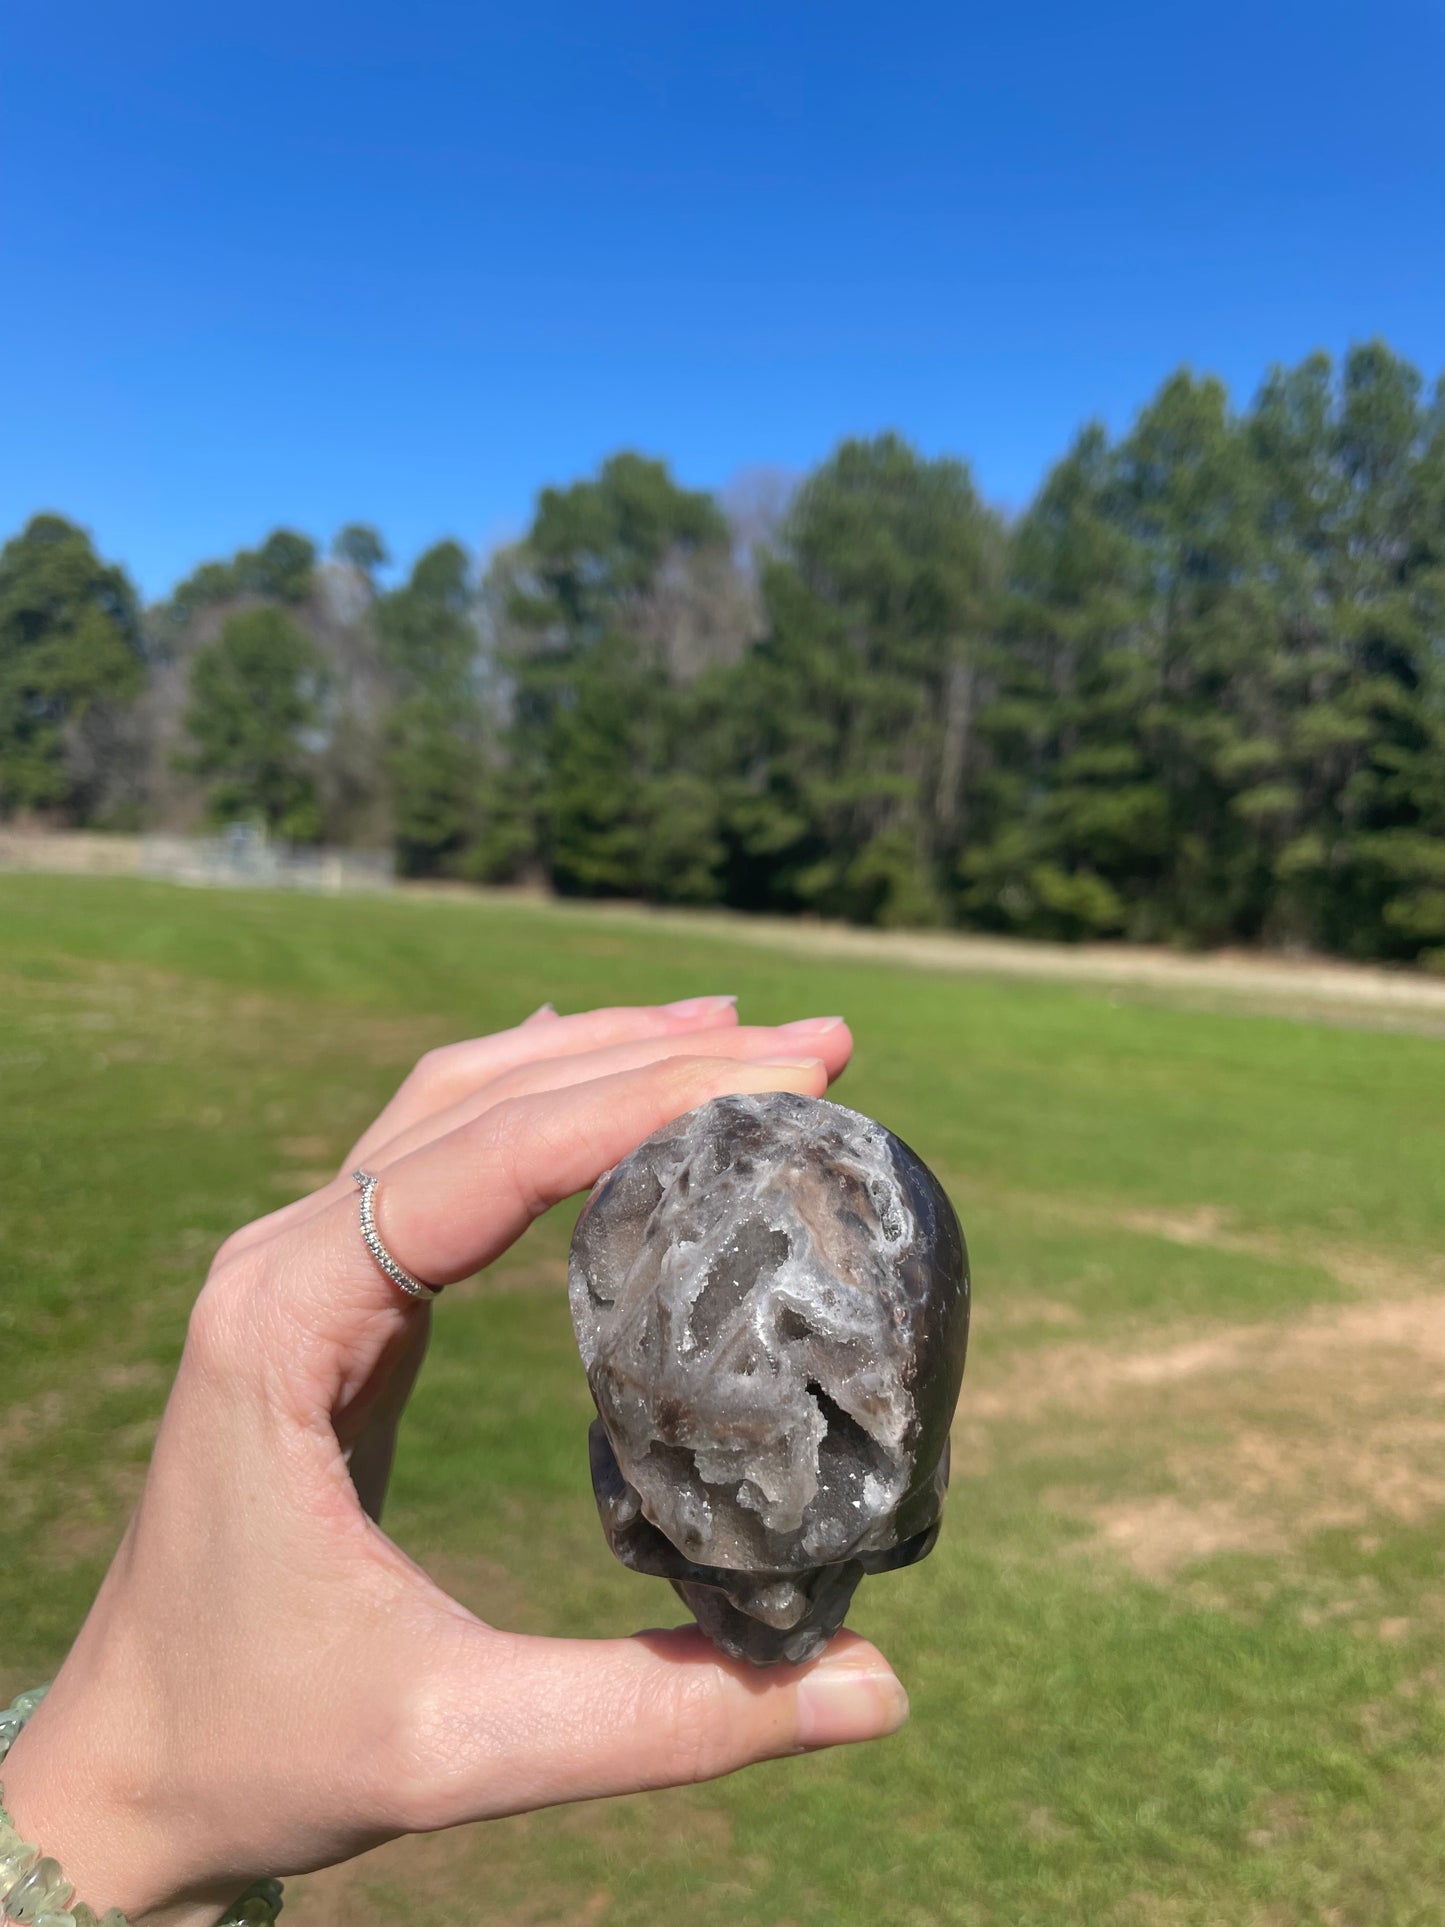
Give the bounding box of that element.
[353,1169,442,1303]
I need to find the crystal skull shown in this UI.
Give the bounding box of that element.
[568,1090,970,1665]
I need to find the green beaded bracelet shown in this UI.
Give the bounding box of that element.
[0,1686,282,1927]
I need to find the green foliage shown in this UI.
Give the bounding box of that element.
[7,343,1445,960]
[375,541,496,877]
[170,528,317,618]
[379,540,472,688]
[181,606,324,838]
[0,514,144,819]
[514,450,728,638]
[963,348,1445,956]
[332,523,388,580]
[499,452,735,900]
[722,434,1002,924]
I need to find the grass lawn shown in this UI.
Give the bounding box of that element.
[3,873,1445,1926]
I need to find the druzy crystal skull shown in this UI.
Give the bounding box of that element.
[568,1091,969,1665]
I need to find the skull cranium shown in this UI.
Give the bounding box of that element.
[569,1091,970,1665]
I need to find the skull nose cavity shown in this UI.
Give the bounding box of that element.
[803,1377,903,1559]
[774,1302,815,1345]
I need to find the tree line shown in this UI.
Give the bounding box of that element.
[3,341,1443,965]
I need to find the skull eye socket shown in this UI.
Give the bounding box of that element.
[688,1219,790,1349]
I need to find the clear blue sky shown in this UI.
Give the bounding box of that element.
[3,0,1442,600]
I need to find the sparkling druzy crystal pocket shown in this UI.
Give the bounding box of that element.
[568,1091,970,1665]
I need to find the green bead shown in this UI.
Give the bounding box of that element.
[35,1913,76,1927]
[226,1901,274,1926]
[0,1827,18,1860]
[6,1858,70,1922]
[97,1911,129,1927]
[7,1693,47,1722]
[70,1910,97,1927]
[0,1850,38,1901]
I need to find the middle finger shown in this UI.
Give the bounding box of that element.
[362,1017,852,1174]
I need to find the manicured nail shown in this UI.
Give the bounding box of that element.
[796,1664,910,1750]
[749,1056,826,1072]
[777,1016,845,1038]
[523,1001,558,1023]
[664,995,739,1018]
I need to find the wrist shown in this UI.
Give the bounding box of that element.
[1,1688,242,1927]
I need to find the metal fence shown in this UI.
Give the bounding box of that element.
[0,827,394,896]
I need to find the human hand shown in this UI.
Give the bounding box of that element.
[4,998,908,1926]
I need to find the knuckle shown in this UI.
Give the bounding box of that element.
[408,1046,451,1094]
[382,1652,503,1832]
[187,1215,296,1378]
[183,1268,257,1379]
[661,1054,727,1106]
[407,1041,476,1105]
[658,1670,734,1786]
[208,1225,252,1276]
[484,1096,553,1222]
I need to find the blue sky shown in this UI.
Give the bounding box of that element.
[3,0,1442,600]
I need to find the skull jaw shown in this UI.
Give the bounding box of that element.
[672,1562,866,1666]
[589,1416,941,1666]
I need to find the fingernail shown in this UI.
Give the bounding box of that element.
[664,995,739,1017]
[777,1016,845,1038]
[749,1055,826,1072]
[524,1001,558,1023]
[796,1665,910,1750]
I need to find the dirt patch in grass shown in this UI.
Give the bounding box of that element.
[974,1184,1445,1317]
[1091,1495,1288,1578]
[967,1290,1445,1579]
[0,1362,165,1468]
[1117,1205,1445,1300]
[980,1294,1086,1332]
[965,1321,1266,1423]
[0,1387,68,1458]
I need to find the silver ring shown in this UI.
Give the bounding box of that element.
[352,1169,440,1303]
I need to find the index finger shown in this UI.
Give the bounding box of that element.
[347,997,740,1168]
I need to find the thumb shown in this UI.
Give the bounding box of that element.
[407,1624,909,1826]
